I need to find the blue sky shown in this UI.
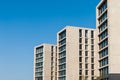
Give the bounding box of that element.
[0,0,100,80]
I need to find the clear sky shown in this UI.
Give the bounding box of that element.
[0,0,100,80]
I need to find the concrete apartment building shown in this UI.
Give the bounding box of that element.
[34,0,120,80]
[34,44,57,80]
[96,0,120,80]
[57,26,98,80]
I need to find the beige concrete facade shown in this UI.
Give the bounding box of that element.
[34,44,57,80]
[96,0,120,79]
[57,26,98,80]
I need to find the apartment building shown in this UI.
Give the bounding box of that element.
[57,26,98,80]
[34,44,57,80]
[34,0,120,80]
[96,0,120,79]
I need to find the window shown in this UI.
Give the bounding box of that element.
[99,21,108,32]
[85,70,88,75]
[79,38,82,43]
[91,51,94,57]
[85,57,88,63]
[51,46,53,52]
[59,77,66,80]
[36,62,43,67]
[79,29,82,37]
[99,12,107,24]
[79,63,82,69]
[51,76,53,80]
[99,1,107,15]
[59,51,66,58]
[91,45,94,50]
[91,58,94,63]
[59,57,66,64]
[59,45,66,52]
[59,30,66,40]
[36,47,43,53]
[99,48,108,58]
[79,44,82,49]
[91,70,94,75]
[36,67,43,72]
[79,57,82,62]
[59,39,66,46]
[36,58,43,63]
[59,64,66,70]
[99,39,108,49]
[85,51,88,56]
[51,57,53,61]
[85,30,88,38]
[35,72,43,76]
[91,31,94,38]
[36,53,43,58]
[79,51,82,56]
[91,77,94,80]
[85,64,88,69]
[85,45,88,50]
[35,77,43,80]
[100,67,108,75]
[79,70,82,75]
[99,30,108,41]
[85,76,88,80]
[91,64,94,69]
[79,76,82,80]
[59,70,66,76]
[91,39,94,44]
[100,57,108,67]
[85,38,88,44]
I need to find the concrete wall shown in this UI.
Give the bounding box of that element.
[66,27,79,80]
[108,0,120,74]
[43,44,52,80]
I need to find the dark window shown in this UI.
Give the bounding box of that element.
[91,45,94,50]
[79,38,82,43]
[99,1,107,15]
[91,70,94,75]
[79,44,82,49]
[79,63,82,69]
[85,64,88,69]
[91,31,94,38]
[85,51,88,56]
[85,30,88,38]
[79,57,82,62]
[85,38,88,44]
[91,39,94,44]
[91,58,94,63]
[91,51,94,57]
[59,30,66,40]
[79,29,82,37]
[85,57,88,63]
[79,70,82,75]
[91,64,94,69]
[79,51,82,56]
[85,70,88,75]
